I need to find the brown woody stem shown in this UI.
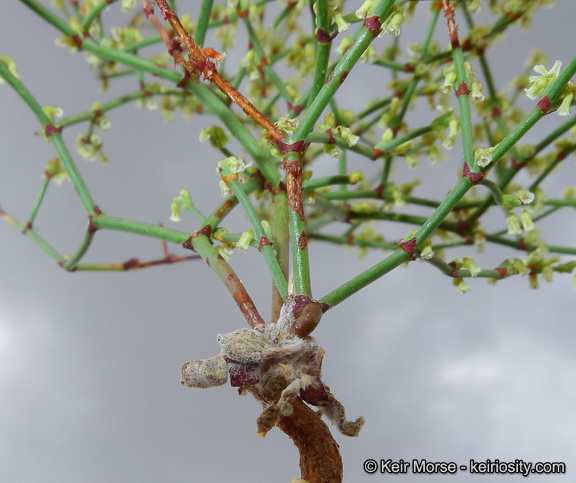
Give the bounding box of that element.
[277,398,343,483]
[153,0,284,142]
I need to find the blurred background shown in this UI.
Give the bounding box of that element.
[1,1,575,481]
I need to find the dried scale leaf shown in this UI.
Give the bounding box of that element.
[217,327,282,363]
[181,352,228,388]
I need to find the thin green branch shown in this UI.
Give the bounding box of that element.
[306,0,331,109]
[0,208,63,263]
[27,176,51,227]
[271,191,290,323]
[0,58,97,216]
[62,230,96,271]
[195,0,214,46]
[80,0,109,33]
[227,179,288,299]
[190,234,266,328]
[242,16,294,104]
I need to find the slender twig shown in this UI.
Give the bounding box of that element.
[227,179,288,299]
[152,0,285,143]
[0,58,98,216]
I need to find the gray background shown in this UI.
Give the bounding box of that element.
[1,1,575,481]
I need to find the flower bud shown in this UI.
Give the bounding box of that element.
[474,147,493,168]
[558,91,573,117]
[169,200,181,222]
[506,213,522,235]
[520,209,534,231]
[462,257,481,277]
[236,230,254,251]
[453,277,470,294]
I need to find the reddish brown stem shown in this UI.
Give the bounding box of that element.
[277,398,343,483]
[184,233,266,329]
[152,0,284,142]
[442,0,460,48]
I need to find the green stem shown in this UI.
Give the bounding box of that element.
[451,47,475,169]
[242,17,293,104]
[0,209,63,263]
[17,0,281,188]
[58,87,187,128]
[195,0,214,46]
[227,179,287,298]
[320,177,474,308]
[27,177,51,226]
[319,249,408,308]
[467,115,576,224]
[306,0,331,109]
[271,191,290,322]
[303,175,356,192]
[80,0,109,33]
[201,175,263,231]
[282,0,396,298]
[0,59,97,216]
[91,215,191,243]
[294,0,396,139]
[529,146,576,192]
[190,234,266,328]
[309,232,397,252]
[62,230,96,271]
[479,179,503,205]
[425,256,508,280]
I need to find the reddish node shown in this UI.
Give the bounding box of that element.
[463,162,484,185]
[510,157,525,171]
[87,215,97,233]
[199,225,212,238]
[287,102,304,115]
[457,220,470,237]
[258,236,272,251]
[324,128,337,144]
[363,16,382,36]
[372,148,384,160]
[456,81,471,96]
[448,261,459,278]
[71,34,83,50]
[496,267,508,279]
[177,71,192,89]
[537,95,551,113]
[316,28,338,43]
[123,258,140,270]
[44,124,62,137]
[277,139,307,155]
[184,226,212,251]
[398,237,417,260]
[519,238,528,251]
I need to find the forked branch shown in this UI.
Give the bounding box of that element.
[148,0,285,142]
